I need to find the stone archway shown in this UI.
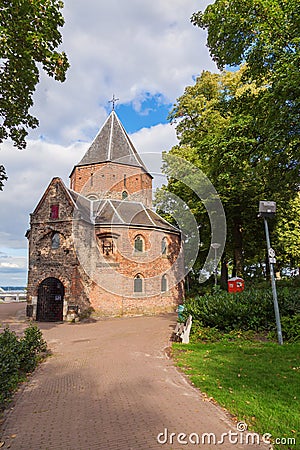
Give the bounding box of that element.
[37,277,64,322]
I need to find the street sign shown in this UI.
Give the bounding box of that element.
[268,248,276,258]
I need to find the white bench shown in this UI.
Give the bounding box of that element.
[173,314,192,344]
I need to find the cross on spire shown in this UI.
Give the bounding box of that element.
[109,94,119,111]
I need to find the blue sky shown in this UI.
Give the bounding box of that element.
[115,95,172,133]
[0,0,216,286]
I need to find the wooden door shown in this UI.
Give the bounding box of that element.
[37,277,64,321]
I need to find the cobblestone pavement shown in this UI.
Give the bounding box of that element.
[0,312,268,450]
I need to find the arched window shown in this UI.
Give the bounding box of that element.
[134,274,143,293]
[161,237,167,255]
[122,190,128,200]
[161,275,167,292]
[134,235,144,252]
[51,233,60,249]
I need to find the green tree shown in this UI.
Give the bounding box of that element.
[191,0,300,192]
[157,67,295,280]
[275,193,300,275]
[0,0,69,189]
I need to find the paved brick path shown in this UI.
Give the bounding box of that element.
[0,308,267,449]
[0,302,28,335]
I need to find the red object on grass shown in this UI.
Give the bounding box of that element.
[228,277,244,293]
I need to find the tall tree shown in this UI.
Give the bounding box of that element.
[157,67,294,278]
[191,0,300,192]
[0,0,69,189]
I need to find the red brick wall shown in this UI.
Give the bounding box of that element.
[86,225,184,316]
[70,162,153,207]
[89,283,183,317]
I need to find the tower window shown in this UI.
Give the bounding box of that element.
[51,233,60,249]
[124,174,127,187]
[161,275,168,292]
[134,274,143,293]
[122,191,128,200]
[134,235,144,252]
[161,237,167,255]
[50,205,59,219]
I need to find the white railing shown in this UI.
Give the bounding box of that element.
[0,292,27,302]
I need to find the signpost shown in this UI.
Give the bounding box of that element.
[258,201,283,345]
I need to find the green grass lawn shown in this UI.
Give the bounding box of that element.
[172,341,300,449]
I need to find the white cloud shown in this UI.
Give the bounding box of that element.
[132,122,177,155]
[29,0,216,144]
[131,122,178,189]
[0,262,20,269]
[0,255,27,286]
[0,139,87,251]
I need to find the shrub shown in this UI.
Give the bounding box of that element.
[0,328,21,403]
[280,315,300,343]
[18,325,47,373]
[0,325,48,406]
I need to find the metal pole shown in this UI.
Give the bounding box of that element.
[263,217,283,345]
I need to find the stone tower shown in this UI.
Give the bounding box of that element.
[69,111,153,207]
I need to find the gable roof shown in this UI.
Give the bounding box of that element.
[32,177,76,216]
[72,111,152,177]
[31,177,94,222]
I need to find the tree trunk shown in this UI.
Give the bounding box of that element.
[220,254,228,290]
[232,218,244,277]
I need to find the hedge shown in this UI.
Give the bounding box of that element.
[183,287,300,341]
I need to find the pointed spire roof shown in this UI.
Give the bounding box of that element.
[76,111,151,175]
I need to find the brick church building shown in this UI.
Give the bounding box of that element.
[26,110,184,321]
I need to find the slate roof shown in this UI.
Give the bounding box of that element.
[68,188,92,221]
[93,199,179,233]
[75,111,151,176]
[67,191,179,233]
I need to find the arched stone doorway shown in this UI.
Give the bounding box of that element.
[37,277,64,321]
